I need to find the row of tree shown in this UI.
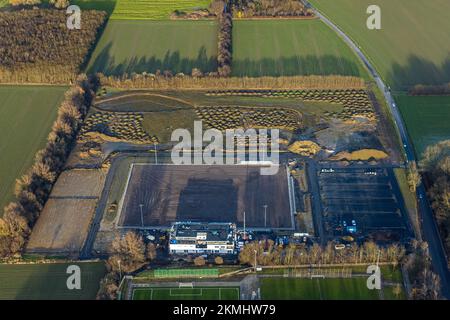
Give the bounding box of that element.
[240,239,442,299]
[420,140,450,261]
[0,9,106,84]
[231,0,313,18]
[99,73,366,90]
[239,240,405,266]
[409,83,450,96]
[0,74,99,259]
[404,240,441,299]
[9,0,69,8]
[217,3,233,77]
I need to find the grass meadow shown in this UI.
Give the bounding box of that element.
[396,94,450,158]
[232,19,367,78]
[310,0,450,90]
[0,86,66,214]
[86,20,218,75]
[0,262,105,299]
[109,0,212,20]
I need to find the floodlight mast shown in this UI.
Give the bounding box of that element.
[263,204,268,228]
[139,204,144,228]
[118,259,122,280]
[243,211,246,240]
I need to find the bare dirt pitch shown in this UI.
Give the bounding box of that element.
[117,164,293,229]
[27,169,107,255]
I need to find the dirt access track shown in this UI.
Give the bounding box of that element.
[117,164,294,229]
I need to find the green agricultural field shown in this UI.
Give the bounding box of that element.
[109,0,212,20]
[260,277,404,300]
[0,86,66,214]
[72,0,117,15]
[132,287,240,300]
[310,0,450,90]
[0,262,105,299]
[87,20,218,76]
[232,19,368,78]
[396,95,450,158]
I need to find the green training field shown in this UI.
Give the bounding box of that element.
[232,19,367,78]
[0,262,105,300]
[154,268,219,278]
[260,278,402,300]
[0,86,66,214]
[87,20,218,76]
[396,94,450,158]
[310,0,450,90]
[132,287,240,300]
[109,0,212,20]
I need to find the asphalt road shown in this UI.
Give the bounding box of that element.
[308,2,450,298]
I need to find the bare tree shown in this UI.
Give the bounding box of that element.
[108,231,146,273]
[194,256,206,266]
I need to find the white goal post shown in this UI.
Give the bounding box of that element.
[179,282,194,288]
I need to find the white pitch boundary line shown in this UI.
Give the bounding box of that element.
[170,288,203,297]
[115,162,135,228]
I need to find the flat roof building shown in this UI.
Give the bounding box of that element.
[169,222,237,255]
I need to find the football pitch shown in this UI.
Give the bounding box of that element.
[132,287,240,300]
[260,278,384,300]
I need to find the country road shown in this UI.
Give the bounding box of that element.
[306,2,450,298]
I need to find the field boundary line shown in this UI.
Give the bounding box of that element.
[115,162,134,228]
[170,288,203,297]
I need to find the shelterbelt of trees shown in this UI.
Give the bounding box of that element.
[0,75,99,259]
[217,8,232,76]
[420,140,450,260]
[0,9,106,84]
[231,0,313,18]
[240,239,441,299]
[99,73,366,90]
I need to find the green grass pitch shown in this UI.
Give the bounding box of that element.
[260,278,402,300]
[86,20,218,76]
[396,94,450,158]
[309,0,450,90]
[132,287,240,300]
[232,19,368,78]
[0,85,67,214]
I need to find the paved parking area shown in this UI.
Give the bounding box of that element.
[318,167,410,241]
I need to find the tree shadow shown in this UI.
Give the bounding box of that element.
[87,43,217,75]
[231,55,362,77]
[387,54,450,90]
[175,178,238,222]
